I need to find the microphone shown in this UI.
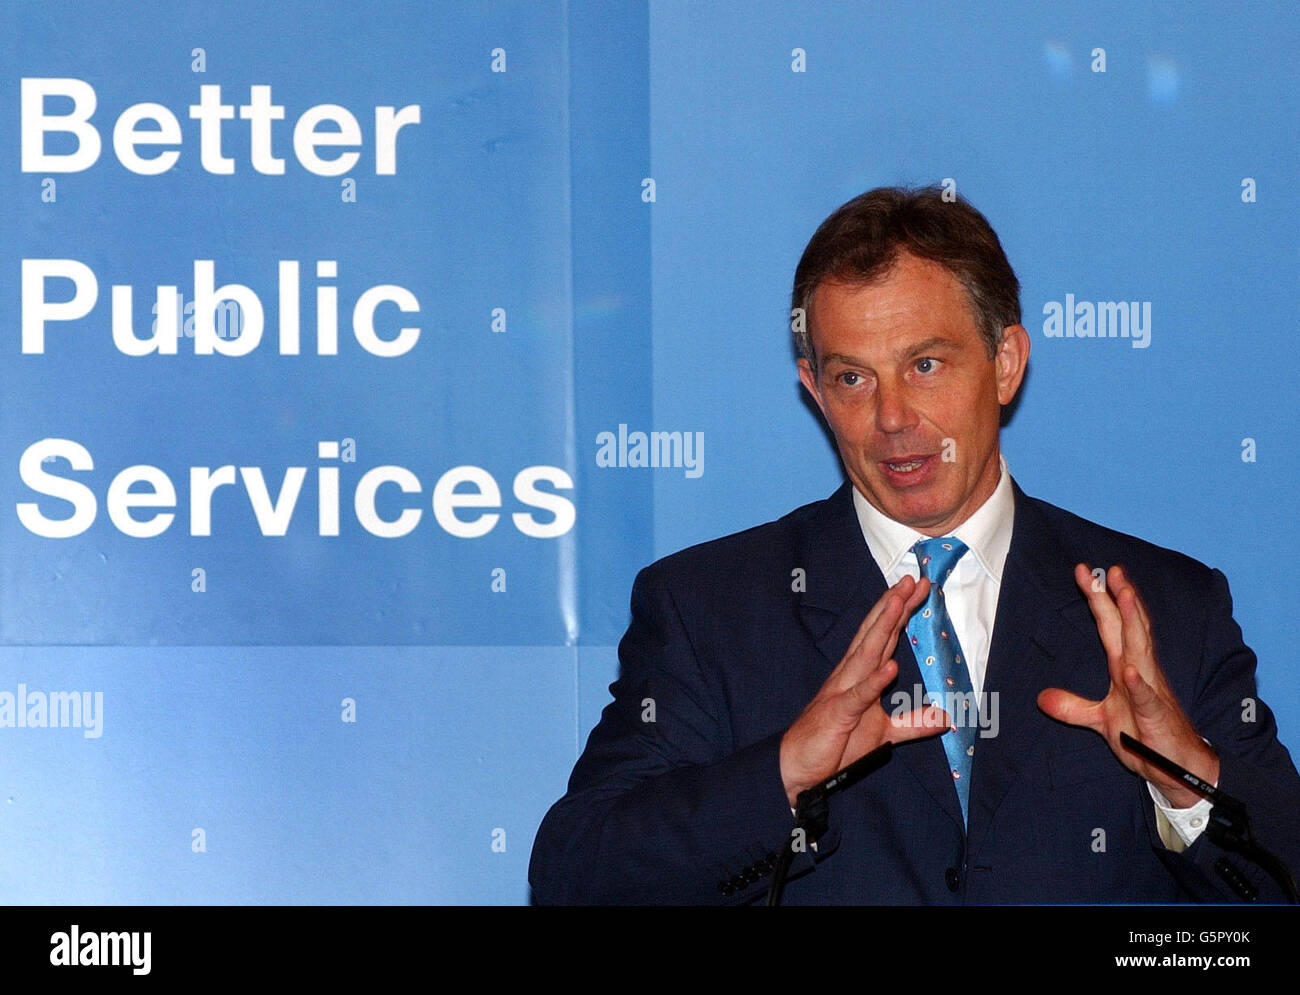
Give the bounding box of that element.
[1120,731,1298,904]
[766,742,894,906]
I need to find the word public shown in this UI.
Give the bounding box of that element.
[22,258,420,358]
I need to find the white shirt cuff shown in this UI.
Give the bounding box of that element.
[1147,781,1215,848]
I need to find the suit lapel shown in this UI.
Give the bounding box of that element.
[795,482,966,833]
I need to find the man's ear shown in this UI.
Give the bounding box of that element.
[994,324,1030,406]
[797,358,827,419]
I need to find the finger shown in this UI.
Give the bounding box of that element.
[1075,562,1125,680]
[860,573,928,647]
[1075,563,1121,644]
[1122,663,1163,720]
[1111,565,1153,637]
[830,658,899,725]
[1108,565,1169,698]
[1116,585,1159,687]
[901,573,930,621]
[811,655,894,733]
[874,575,930,668]
[1037,686,1103,732]
[825,592,901,694]
[844,576,913,663]
[887,704,952,743]
[841,577,927,686]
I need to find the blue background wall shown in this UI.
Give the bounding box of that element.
[1,0,1294,903]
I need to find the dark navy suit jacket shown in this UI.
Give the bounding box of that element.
[529,480,1300,904]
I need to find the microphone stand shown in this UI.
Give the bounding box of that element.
[766,743,894,906]
[1120,731,1298,904]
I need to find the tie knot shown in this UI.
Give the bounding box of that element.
[912,537,968,583]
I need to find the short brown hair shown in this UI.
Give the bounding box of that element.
[791,186,1021,367]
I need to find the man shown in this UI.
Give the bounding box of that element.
[529,187,1300,904]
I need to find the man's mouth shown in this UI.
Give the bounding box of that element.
[877,453,938,486]
[882,454,931,473]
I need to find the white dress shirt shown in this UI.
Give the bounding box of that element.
[850,454,1213,849]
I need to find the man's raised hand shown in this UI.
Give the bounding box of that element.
[779,574,951,807]
[1037,563,1219,808]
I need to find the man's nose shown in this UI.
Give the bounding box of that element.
[875,378,917,433]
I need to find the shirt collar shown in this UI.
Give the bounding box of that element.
[851,454,1015,583]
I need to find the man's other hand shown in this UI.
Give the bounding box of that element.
[1037,564,1220,808]
[779,575,951,808]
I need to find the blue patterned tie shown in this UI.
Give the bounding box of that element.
[906,537,978,826]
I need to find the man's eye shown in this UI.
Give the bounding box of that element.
[915,357,941,374]
[838,372,862,387]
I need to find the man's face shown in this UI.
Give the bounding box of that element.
[797,252,1029,536]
